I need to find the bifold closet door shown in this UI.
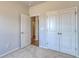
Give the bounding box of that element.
[39,14,47,48]
[60,8,76,55]
[46,12,60,51]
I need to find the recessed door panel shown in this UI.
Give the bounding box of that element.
[47,32,59,50]
[60,32,75,55]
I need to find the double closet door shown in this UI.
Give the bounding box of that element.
[39,8,76,56]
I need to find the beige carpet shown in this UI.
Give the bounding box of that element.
[2,45,76,58]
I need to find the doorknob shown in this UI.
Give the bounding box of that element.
[21,32,24,34]
[60,33,62,35]
[58,32,62,35]
[58,32,59,35]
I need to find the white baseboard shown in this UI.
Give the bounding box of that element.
[0,48,19,57]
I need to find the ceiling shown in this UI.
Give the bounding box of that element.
[23,1,45,7]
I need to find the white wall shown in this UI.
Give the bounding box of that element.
[0,2,29,55]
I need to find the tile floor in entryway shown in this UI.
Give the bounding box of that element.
[2,45,76,58]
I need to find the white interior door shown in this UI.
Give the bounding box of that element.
[60,8,76,55]
[39,14,47,48]
[21,14,31,48]
[46,12,60,51]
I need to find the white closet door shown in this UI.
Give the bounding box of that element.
[60,8,76,55]
[46,12,60,51]
[39,14,47,48]
[21,14,31,48]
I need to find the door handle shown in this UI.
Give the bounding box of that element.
[21,32,24,34]
[59,33,62,35]
[58,32,59,35]
[58,32,62,35]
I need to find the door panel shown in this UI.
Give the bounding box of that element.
[46,12,60,51]
[47,32,59,50]
[21,14,31,48]
[60,9,76,55]
[39,14,47,48]
[60,32,75,55]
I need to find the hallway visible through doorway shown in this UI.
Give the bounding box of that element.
[31,16,39,46]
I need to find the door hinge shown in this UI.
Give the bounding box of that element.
[75,11,77,15]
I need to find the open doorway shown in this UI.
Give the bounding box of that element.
[31,16,39,46]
